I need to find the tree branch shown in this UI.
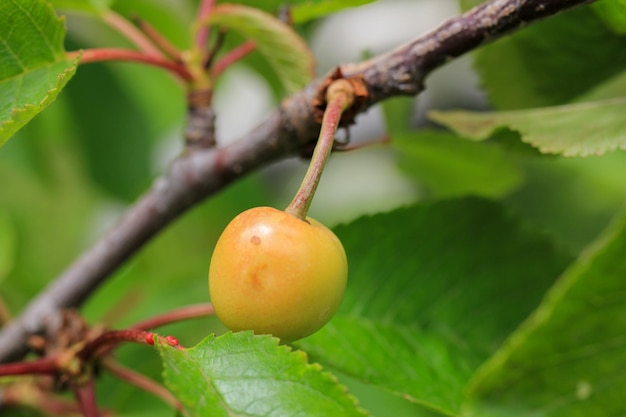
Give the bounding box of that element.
[0,0,593,363]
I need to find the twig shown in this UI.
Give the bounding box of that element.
[102,358,182,411]
[0,357,58,376]
[69,49,193,81]
[0,0,594,364]
[133,17,183,61]
[131,303,215,331]
[211,40,256,78]
[102,11,163,56]
[71,379,100,417]
[79,330,155,362]
[195,0,216,52]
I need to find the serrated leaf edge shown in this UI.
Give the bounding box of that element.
[0,57,79,144]
[158,331,370,416]
[429,97,626,157]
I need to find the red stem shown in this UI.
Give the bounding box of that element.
[68,49,193,82]
[285,79,355,219]
[0,357,58,376]
[211,40,256,78]
[134,18,183,61]
[79,329,154,361]
[131,303,215,331]
[72,379,100,417]
[102,11,163,56]
[103,358,182,411]
[195,0,216,51]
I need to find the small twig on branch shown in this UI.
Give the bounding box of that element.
[195,0,216,52]
[68,49,193,82]
[102,358,182,411]
[0,0,594,364]
[210,40,256,78]
[133,17,183,61]
[131,303,215,331]
[0,357,58,376]
[71,379,100,417]
[102,11,163,56]
[79,330,156,362]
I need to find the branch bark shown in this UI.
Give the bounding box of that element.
[0,0,593,363]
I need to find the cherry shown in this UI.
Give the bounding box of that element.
[208,206,347,342]
[208,79,354,342]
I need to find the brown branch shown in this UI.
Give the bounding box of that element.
[0,0,593,364]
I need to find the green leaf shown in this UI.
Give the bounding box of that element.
[297,198,573,415]
[50,0,113,14]
[393,130,523,197]
[207,4,314,93]
[459,2,626,109]
[291,0,376,23]
[0,0,77,147]
[464,204,626,417]
[158,332,369,417]
[592,0,626,35]
[430,97,626,157]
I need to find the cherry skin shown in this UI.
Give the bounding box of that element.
[208,206,347,342]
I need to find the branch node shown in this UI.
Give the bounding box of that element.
[312,68,368,128]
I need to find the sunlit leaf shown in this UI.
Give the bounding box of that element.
[206,4,315,93]
[291,0,376,23]
[298,198,572,414]
[592,0,626,35]
[465,204,626,416]
[158,332,369,416]
[430,97,626,157]
[460,1,626,109]
[50,0,113,14]
[0,0,77,147]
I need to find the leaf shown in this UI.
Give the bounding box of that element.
[464,203,626,417]
[291,0,376,23]
[0,0,77,147]
[297,198,573,415]
[50,0,114,14]
[158,332,369,417]
[207,4,315,93]
[592,0,626,35]
[429,97,626,157]
[392,130,523,197]
[459,2,626,109]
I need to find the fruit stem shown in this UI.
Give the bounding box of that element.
[130,303,215,330]
[285,79,355,220]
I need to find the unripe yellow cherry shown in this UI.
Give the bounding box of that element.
[208,206,347,342]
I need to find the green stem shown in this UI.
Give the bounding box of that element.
[285,80,355,220]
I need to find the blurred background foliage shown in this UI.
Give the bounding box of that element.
[2,0,626,415]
